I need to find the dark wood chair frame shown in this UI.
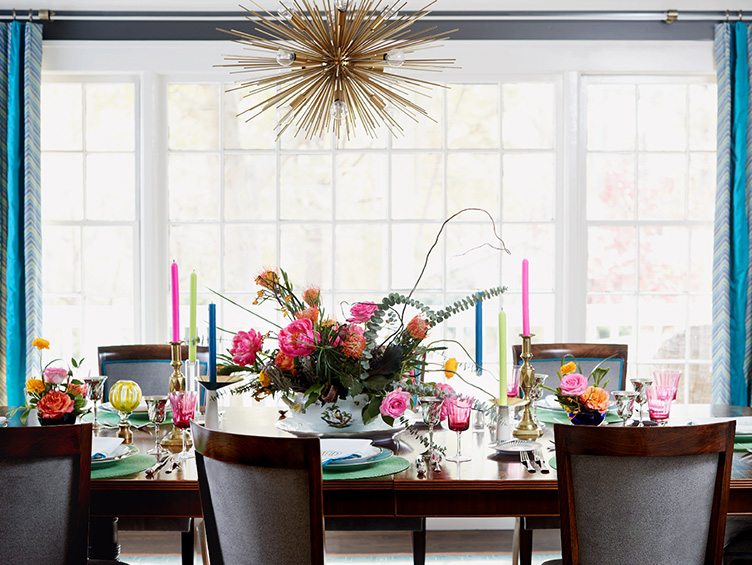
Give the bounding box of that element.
[192,423,326,565]
[0,423,93,564]
[554,421,735,565]
[510,343,628,565]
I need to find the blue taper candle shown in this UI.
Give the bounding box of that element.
[208,303,217,384]
[475,293,483,375]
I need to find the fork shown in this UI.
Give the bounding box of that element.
[520,451,536,473]
[534,449,550,474]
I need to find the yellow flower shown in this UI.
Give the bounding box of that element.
[258,371,271,388]
[444,357,458,379]
[26,378,45,395]
[32,337,50,350]
[560,361,577,376]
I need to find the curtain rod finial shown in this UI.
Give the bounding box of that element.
[664,9,679,24]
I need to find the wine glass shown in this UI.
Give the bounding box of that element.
[144,395,168,457]
[84,375,108,431]
[530,373,549,426]
[647,385,674,424]
[630,377,653,426]
[169,390,198,462]
[445,396,473,463]
[611,390,638,426]
[418,396,444,465]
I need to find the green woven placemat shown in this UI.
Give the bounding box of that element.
[536,408,621,426]
[323,456,409,480]
[81,410,172,427]
[734,438,752,452]
[91,454,156,480]
[549,457,557,470]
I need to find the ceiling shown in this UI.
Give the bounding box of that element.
[5,0,752,11]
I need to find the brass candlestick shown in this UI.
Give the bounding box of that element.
[513,334,543,440]
[161,341,190,450]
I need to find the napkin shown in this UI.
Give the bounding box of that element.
[91,437,124,460]
[320,439,379,466]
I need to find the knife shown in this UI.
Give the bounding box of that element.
[145,456,171,477]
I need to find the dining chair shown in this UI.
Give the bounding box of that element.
[0,423,125,565]
[544,421,735,565]
[191,422,325,565]
[97,343,208,565]
[511,342,628,565]
[724,517,752,563]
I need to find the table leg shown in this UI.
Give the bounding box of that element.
[89,516,121,561]
[181,518,194,565]
[412,517,426,565]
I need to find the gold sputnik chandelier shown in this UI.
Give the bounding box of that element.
[220,0,455,139]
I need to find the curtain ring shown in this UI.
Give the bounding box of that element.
[739,10,744,21]
[28,9,33,21]
[726,9,731,22]
[11,8,16,20]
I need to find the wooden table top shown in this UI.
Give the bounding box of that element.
[5,403,752,518]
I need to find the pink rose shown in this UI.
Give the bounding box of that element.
[559,373,588,396]
[43,367,69,385]
[229,329,264,366]
[380,387,411,419]
[348,302,378,324]
[278,318,318,357]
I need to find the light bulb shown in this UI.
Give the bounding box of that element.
[335,0,349,11]
[330,99,348,122]
[384,49,406,68]
[276,49,296,67]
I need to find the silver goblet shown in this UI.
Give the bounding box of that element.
[530,373,549,426]
[611,390,638,426]
[144,395,169,457]
[418,396,444,469]
[84,375,108,431]
[630,377,654,426]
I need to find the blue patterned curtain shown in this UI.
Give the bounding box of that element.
[0,22,42,406]
[713,22,752,406]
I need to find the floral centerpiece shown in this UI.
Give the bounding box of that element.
[551,356,611,426]
[219,209,507,430]
[20,338,88,425]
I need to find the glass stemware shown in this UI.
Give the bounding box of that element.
[109,380,142,442]
[445,396,473,463]
[529,373,549,426]
[611,390,638,426]
[507,366,521,398]
[84,375,108,431]
[652,370,682,400]
[169,390,198,462]
[647,385,674,424]
[418,396,444,464]
[144,395,169,457]
[629,377,653,426]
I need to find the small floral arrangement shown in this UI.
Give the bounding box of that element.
[552,355,611,419]
[20,338,88,423]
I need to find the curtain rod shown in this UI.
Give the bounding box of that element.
[0,9,749,24]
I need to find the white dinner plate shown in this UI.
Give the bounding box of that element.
[491,439,543,454]
[91,444,139,467]
[320,438,381,462]
[324,448,394,471]
[101,401,171,415]
[275,417,406,440]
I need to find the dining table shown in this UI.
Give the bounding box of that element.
[4,402,752,561]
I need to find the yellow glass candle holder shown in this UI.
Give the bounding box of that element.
[109,380,142,443]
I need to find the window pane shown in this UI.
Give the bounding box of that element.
[391,223,444,291]
[43,226,81,295]
[446,224,501,291]
[280,155,332,220]
[688,153,715,221]
[334,225,388,290]
[280,224,333,290]
[169,154,221,221]
[41,83,83,151]
[224,155,276,221]
[502,224,556,293]
[689,84,717,151]
[82,226,134,304]
[86,154,135,221]
[336,153,388,220]
[168,84,219,150]
[587,84,635,150]
[637,154,686,220]
[392,90,443,149]
[587,294,636,348]
[588,226,637,292]
[586,153,635,221]
[638,84,687,151]
[391,154,443,220]
[637,295,687,361]
[447,84,500,149]
[42,153,83,221]
[170,225,222,290]
[638,226,689,293]
[447,153,500,216]
[85,83,135,151]
[224,225,277,293]
[223,87,277,150]
[503,153,555,222]
[502,82,555,149]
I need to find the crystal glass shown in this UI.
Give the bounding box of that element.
[108,380,142,428]
[169,390,198,462]
[144,395,168,457]
[611,390,638,426]
[630,377,653,426]
[652,369,682,400]
[418,396,444,464]
[647,385,674,423]
[530,373,549,426]
[84,375,108,430]
[507,366,521,398]
[445,396,473,463]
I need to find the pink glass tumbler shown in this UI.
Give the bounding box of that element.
[445,395,473,463]
[646,385,673,423]
[652,370,682,400]
[507,366,521,398]
[169,390,198,461]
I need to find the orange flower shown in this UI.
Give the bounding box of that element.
[275,351,296,373]
[341,326,366,359]
[36,389,74,420]
[295,306,320,323]
[258,371,271,388]
[302,287,320,306]
[443,358,458,379]
[26,378,45,395]
[560,361,577,376]
[580,386,609,412]
[32,337,50,350]
[255,269,279,290]
[406,315,429,340]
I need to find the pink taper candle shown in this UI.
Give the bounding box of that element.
[171,261,180,342]
[522,258,530,336]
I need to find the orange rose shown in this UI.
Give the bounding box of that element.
[275,351,296,373]
[36,389,75,420]
[580,386,609,412]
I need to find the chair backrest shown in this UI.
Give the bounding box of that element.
[98,344,209,396]
[0,424,93,565]
[511,343,627,394]
[191,423,325,565]
[554,422,735,565]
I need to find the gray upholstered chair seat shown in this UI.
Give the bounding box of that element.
[725,517,752,562]
[88,560,130,564]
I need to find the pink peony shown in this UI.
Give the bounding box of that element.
[348,302,378,324]
[559,373,589,397]
[43,367,69,385]
[36,389,74,419]
[380,387,411,419]
[278,318,318,357]
[229,329,264,366]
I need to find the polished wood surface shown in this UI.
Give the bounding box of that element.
[554,421,735,565]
